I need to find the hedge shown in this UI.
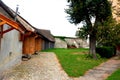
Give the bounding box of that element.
[96,46,115,58]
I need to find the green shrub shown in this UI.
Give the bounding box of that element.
[96,46,115,58]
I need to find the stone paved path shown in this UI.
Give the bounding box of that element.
[1,52,120,80]
[73,57,120,80]
[2,52,72,80]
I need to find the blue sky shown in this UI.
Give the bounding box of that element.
[2,0,82,37]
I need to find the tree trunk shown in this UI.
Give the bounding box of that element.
[89,33,97,59]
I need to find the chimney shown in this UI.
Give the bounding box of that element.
[14,5,19,21]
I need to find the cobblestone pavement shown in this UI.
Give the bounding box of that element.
[73,57,120,80]
[2,52,72,80]
[1,52,120,80]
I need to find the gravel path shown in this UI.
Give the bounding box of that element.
[1,52,120,80]
[2,52,72,80]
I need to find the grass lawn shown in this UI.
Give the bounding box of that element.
[42,48,106,77]
[106,68,120,80]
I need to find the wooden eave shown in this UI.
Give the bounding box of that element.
[0,13,24,34]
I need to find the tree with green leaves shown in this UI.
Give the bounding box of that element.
[97,22,120,47]
[66,0,112,59]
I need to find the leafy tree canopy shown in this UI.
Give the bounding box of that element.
[66,0,112,25]
[66,0,112,59]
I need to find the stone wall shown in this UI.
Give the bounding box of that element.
[54,38,67,48]
[65,38,88,48]
[54,37,89,48]
[109,0,120,23]
[75,38,89,48]
[65,38,79,48]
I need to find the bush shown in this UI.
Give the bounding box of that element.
[96,46,115,58]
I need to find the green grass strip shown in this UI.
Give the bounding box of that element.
[106,68,120,80]
[42,48,106,77]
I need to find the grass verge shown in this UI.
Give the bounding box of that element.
[42,48,106,77]
[106,68,120,80]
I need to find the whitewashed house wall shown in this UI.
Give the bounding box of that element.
[0,24,22,73]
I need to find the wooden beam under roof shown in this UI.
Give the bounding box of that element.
[0,13,24,34]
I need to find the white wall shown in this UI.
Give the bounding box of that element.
[0,24,22,73]
[65,38,89,48]
[54,38,67,48]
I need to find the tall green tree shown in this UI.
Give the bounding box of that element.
[97,22,120,47]
[66,0,112,59]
